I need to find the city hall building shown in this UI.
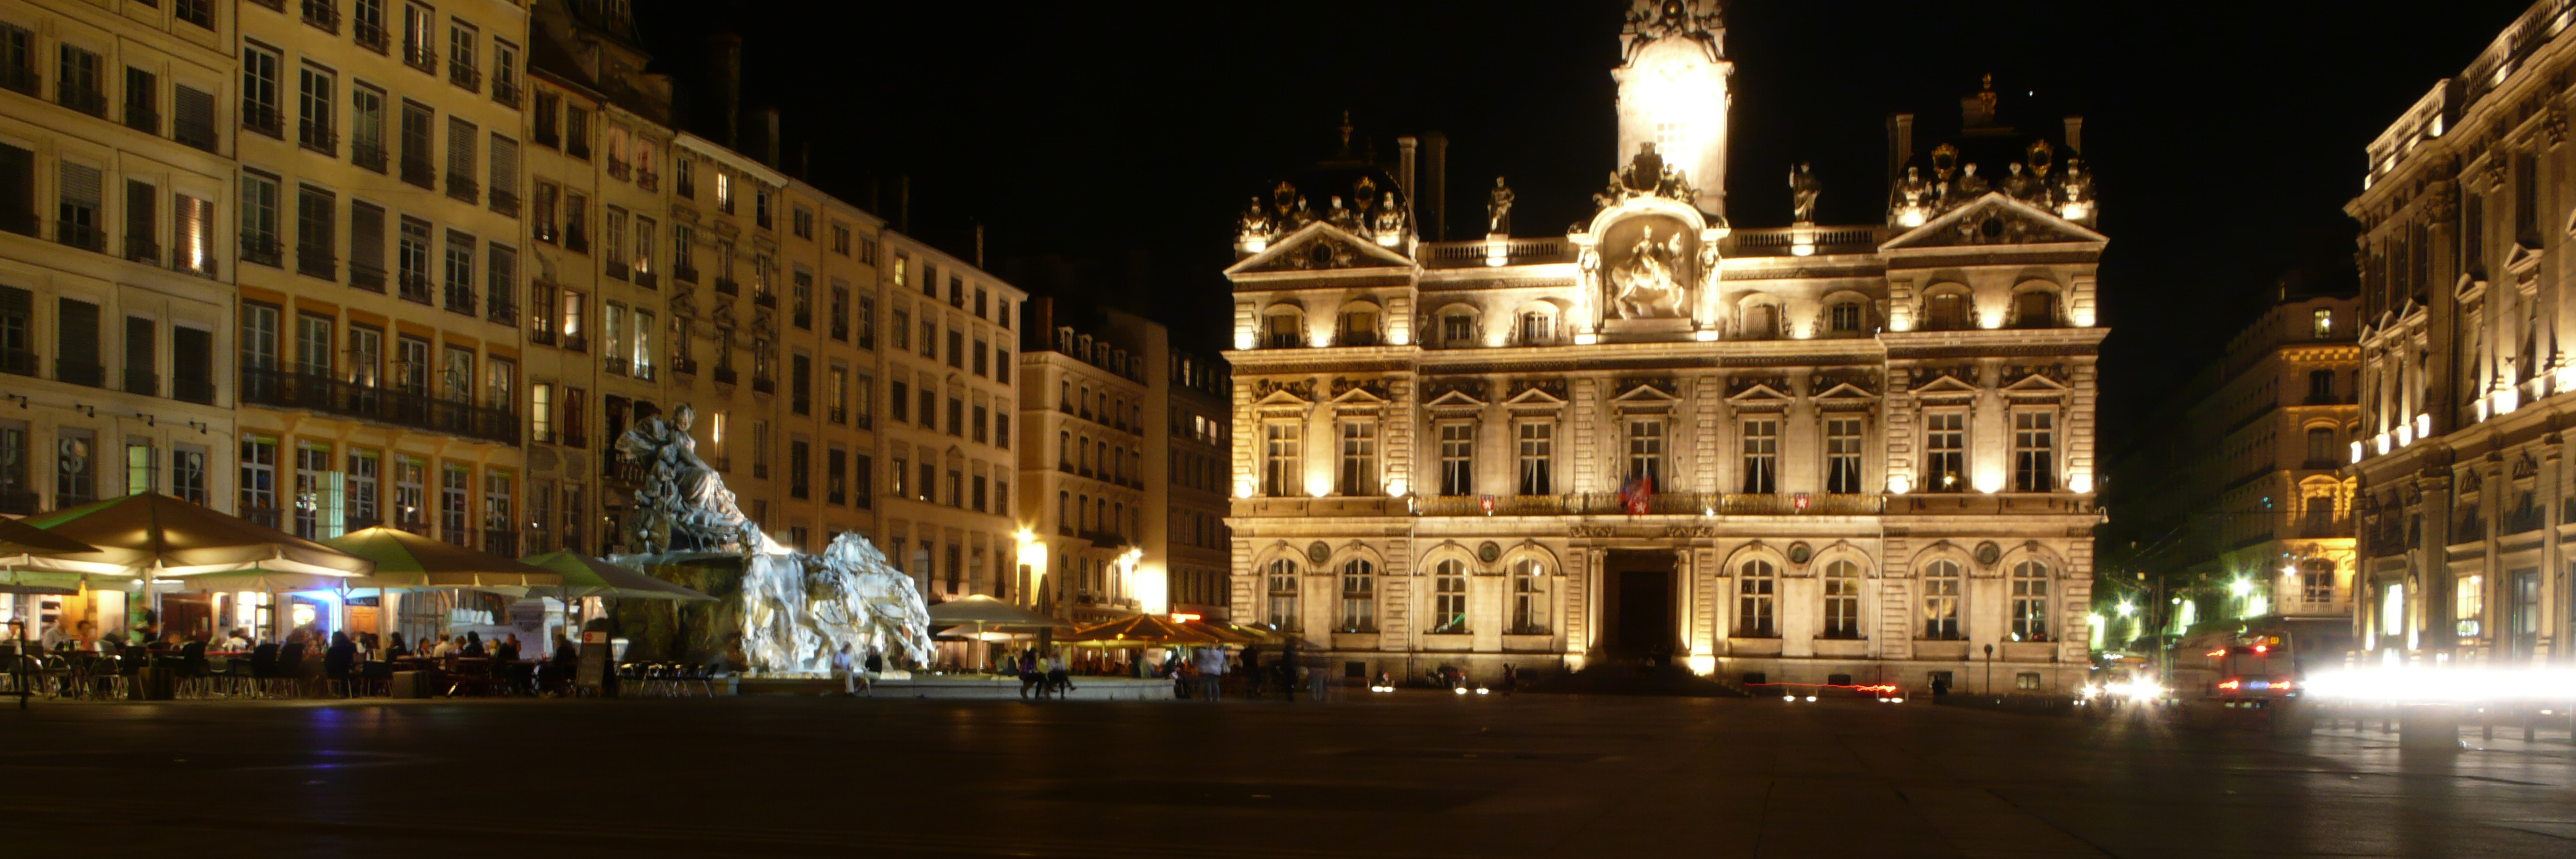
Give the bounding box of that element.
[1221,0,2105,692]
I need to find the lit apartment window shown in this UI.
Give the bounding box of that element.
[1431,560,1468,633]
[1921,560,1963,639]
[2313,308,2333,339]
[1821,560,1861,638]
[1625,419,1664,488]
[1510,558,1549,634]
[1265,558,1298,628]
[1338,560,1375,633]
[1924,412,1965,492]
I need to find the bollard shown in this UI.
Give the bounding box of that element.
[2399,704,2465,752]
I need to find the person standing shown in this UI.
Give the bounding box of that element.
[1502,664,1518,696]
[1193,647,1226,701]
[1274,640,1299,702]
[1241,644,1263,697]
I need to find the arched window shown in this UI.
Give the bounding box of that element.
[1265,557,1299,628]
[1510,558,1549,634]
[2012,290,2056,328]
[1827,300,1866,335]
[1822,560,1862,639]
[1337,303,1381,346]
[1431,560,1469,633]
[1924,293,1970,330]
[1736,559,1776,636]
[1076,494,1090,530]
[1339,560,1376,633]
[2011,561,2051,641]
[1922,560,1963,639]
[1056,430,1071,469]
[1262,307,1303,348]
[1058,378,1071,411]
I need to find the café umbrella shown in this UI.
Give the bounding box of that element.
[326,527,561,591]
[11,493,373,591]
[1061,614,1221,647]
[514,550,715,602]
[0,519,98,596]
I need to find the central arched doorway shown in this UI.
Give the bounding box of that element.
[1602,549,1677,664]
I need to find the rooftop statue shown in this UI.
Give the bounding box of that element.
[1597,143,1701,212]
[1623,0,1726,62]
[616,404,937,675]
[1788,162,1821,224]
[1487,177,1516,236]
[2002,162,2045,204]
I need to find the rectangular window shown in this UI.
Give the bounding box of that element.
[1822,561,1862,638]
[446,20,480,91]
[1922,562,1962,639]
[295,184,335,278]
[445,116,478,202]
[174,83,218,152]
[54,161,103,252]
[443,230,476,314]
[890,379,909,423]
[399,100,435,187]
[124,66,158,135]
[56,44,103,117]
[1826,417,1863,494]
[1433,567,1468,633]
[172,446,208,505]
[827,447,846,505]
[1924,412,1966,493]
[2013,412,2054,492]
[241,44,283,136]
[1740,419,1778,494]
[439,463,469,546]
[347,200,386,290]
[1263,422,1300,497]
[789,440,809,499]
[1625,419,1664,488]
[122,317,154,396]
[1338,420,1376,496]
[174,192,213,276]
[854,455,873,509]
[54,297,101,388]
[830,284,850,341]
[1516,421,1552,495]
[488,134,519,215]
[1438,423,1473,496]
[1736,561,1775,637]
[402,4,437,72]
[530,382,553,443]
[487,243,517,323]
[297,64,336,153]
[393,455,425,532]
[0,142,27,237]
[239,437,278,521]
[751,421,769,479]
[397,216,431,302]
[1340,565,1375,633]
[351,84,386,171]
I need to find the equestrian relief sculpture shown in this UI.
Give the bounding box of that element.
[614,404,938,675]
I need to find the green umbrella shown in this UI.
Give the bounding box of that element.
[515,550,714,601]
[326,527,561,590]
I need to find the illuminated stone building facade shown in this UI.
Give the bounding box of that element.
[2106,294,2358,648]
[2350,0,2576,664]
[1223,1,2104,691]
[1016,296,1232,623]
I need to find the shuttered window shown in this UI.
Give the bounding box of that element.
[173,193,213,276]
[0,143,27,235]
[487,134,517,212]
[56,297,101,386]
[124,180,155,262]
[56,161,102,250]
[445,116,476,202]
[349,200,386,291]
[173,85,217,151]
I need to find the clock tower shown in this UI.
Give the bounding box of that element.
[1612,0,1732,218]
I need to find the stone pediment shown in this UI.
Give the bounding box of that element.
[1881,193,2104,250]
[1504,379,1568,407]
[2001,365,2072,393]
[1725,379,1793,403]
[1329,377,1392,404]
[1422,377,1489,408]
[1226,221,1415,275]
[1610,377,1682,402]
[1251,378,1315,409]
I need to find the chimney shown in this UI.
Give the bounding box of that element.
[1421,131,1448,242]
[708,35,742,148]
[1887,113,1914,183]
[1396,135,1418,224]
[2062,115,2085,154]
[759,108,781,167]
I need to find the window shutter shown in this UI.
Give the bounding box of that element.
[349,200,385,273]
[0,143,30,234]
[173,85,215,148]
[124,179,153,249]
[57,297,100,371]
[488,134,516,197]
[57,161,100,209]
[172,326,211,383]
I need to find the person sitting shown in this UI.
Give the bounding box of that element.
[490,634,520,663]
[428,635,458,659]
[385,632,410,659]
[38,619,70,652]
[219,628,250,650]
[323,631,359,697]
[549,633,578,665]
[461,631,486,658]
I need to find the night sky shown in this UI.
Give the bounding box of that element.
[633,0,2523,448]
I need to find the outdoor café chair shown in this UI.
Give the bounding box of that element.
[615,662,645,695]
[360,660,393,697]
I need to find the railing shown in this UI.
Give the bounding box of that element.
[750,376,775,394]
[354,19,389,53]
[566,136,589,160]
[635,270,657,289]
[349,260,386,293]
[446,173,477,203]
[1420,236,1572,268]
[1414,492,1889,517]
[752,293,776,309]
[636,170,658,192]
[173,376,215,404]
[300,0,339,33]
[606,158,629,181]
[485,292,516,325]
[352,140,387,173]
[563,334,587,353]
[397,272,434,304]
[123,103,157,134]
[1079,529,1128,548]
[56,360,104,388]
[490,189,518,218]
[713,277,738,295]
[1261,333,1303,349]
[404,41,438,75]
[791,393,810,415]
[244,103,283,138]
[713,366,736,385]
[176,118,218,152]
[448,62,480,92]
[51,494,95,511]
[0,63,36,97]
[401,157,435,189]
[295,246,334,279]
[59,87,105,118]
[529,327,555,346]
[2,348,37,377]
[532,126,558,149]
[563,229,588,254]
[55,220,103,253]
[2301,458,2341,471]
[1724,226,1890,257]
[482,529,517,557]
[240,235,283,268]
[124,369,156,396]
[673,265,697,284]
[605,261,629,281]
[124,236,159,265]
[670,356,697,375]
[237,367,517,443]
[604,356,629,375]
[492,77,521,108]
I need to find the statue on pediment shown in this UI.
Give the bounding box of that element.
[1610,224,1688,318]
[1487,177,1516,236]
[1957,163,1989,198]
[2002,162,2044,203]
[1788,162,1821,224]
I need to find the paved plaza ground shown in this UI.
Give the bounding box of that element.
[4,692,2573,858]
